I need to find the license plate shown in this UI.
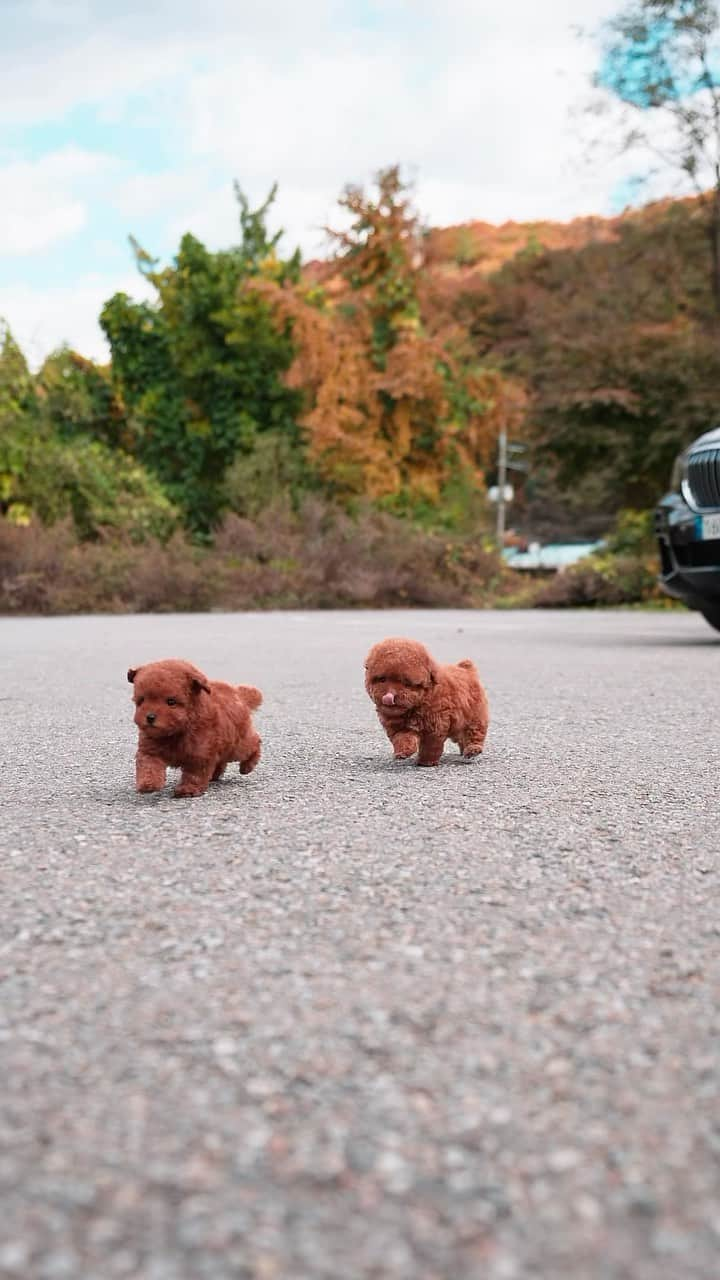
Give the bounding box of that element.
[697,513,720,540]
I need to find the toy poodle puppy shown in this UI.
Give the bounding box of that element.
[365,637,489,767]
[128,658,262,798]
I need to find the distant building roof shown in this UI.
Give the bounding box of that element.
[502,541,604,571]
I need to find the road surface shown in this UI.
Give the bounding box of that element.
[1,609,719,1279]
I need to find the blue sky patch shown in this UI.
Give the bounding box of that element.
[609,174,647,213]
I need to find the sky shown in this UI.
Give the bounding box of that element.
[0,0,682,367]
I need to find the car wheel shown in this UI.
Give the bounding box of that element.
[700,604,720,633]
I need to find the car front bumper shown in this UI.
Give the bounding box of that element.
[655,493,720,609]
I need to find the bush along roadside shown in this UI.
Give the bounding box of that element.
[531,510,667,608]
[0,506,678,617]
[0,502,513,615]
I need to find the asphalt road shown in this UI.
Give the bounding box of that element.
[1,608,719,1280]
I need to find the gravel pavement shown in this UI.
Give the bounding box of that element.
[1,608,719,1280]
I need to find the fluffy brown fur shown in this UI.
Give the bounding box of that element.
[128,658,262,798]
[365,637,489,767]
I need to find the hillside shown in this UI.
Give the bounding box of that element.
[424,211,619,274]
[421,195,719,538]
[309,195,700,286]
[304,210,619,296]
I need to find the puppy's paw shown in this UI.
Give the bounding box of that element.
[173,785,206,799]
[393,751,416,763]
[460,749,483,762]
[136,781,164,793]
[240,740,261,775]
[416,759,441,768]
[391,732,418,761]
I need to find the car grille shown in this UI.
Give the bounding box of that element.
[673,538,720,569]
[686,448,720,509]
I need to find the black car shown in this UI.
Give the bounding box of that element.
[656,427,720,632]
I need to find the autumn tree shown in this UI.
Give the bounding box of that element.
[261,167,523,517]
[330,165,423,363]
[590,0,720,310]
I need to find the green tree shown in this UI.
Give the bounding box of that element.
[453,227,479,267]
[9,433,178,541]
[0,320,34,416]
[0,321,36,523]
[0,321,177,539]
[101,185,303,531]
[36,348,130,451]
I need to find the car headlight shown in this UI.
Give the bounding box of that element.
[670,451,687,493]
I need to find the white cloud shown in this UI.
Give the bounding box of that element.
[0,147,114,255]
[1,0,688,363]
[2,273,155,370]
[114,169,214,219]
[0,0,341,124]
[166,179,337,263]
[170,0,626,249]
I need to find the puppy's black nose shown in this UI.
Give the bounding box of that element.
[146,712,156,725]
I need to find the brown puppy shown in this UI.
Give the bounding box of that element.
[128,658,262,798]
[365,637,489,767]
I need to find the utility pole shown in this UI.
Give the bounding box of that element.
[496,426,507,549]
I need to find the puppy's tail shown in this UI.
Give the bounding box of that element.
[237,684,263,710]
[457,659,475,671]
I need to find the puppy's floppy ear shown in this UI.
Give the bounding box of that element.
[127,667,140,684]
[427,660,439,685]
[177,659,211,694]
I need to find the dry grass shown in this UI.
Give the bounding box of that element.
[0,502,512,615]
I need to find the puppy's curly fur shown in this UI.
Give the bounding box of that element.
[365,637,489,767]
[128,658,262,798]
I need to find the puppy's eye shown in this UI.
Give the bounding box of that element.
[373,676,386,684]
[136,696,145,706]
[166,697,177,706]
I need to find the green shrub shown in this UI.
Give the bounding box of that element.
[222,430,316,518]
[532,553,658,607]
[1,428,178,542]
[532,508,660,607]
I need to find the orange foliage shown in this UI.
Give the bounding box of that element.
[258,277,524,502]
[255,166,527,506]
